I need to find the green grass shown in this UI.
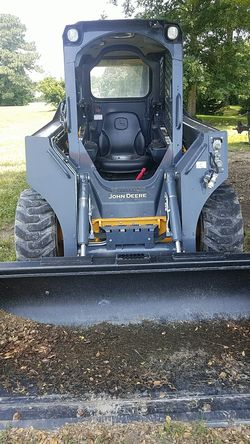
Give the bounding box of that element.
[245,230,250,252]
[0,238,16,262]
[228,141,250,152]
[196,114,246,128]
[218,104,242,116]
[0,102,54,261]
[197,113,249,151]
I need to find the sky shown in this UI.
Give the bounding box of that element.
[1,0,124,79]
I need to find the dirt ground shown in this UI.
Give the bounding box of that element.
[229,151,250,250]
[0,310,249,398]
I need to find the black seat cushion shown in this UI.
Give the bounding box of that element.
[97,112,149,173]
[98,154,149,174]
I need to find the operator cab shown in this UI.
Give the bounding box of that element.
[76,32,173,180]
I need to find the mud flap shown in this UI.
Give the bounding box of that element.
[0,253,249,326]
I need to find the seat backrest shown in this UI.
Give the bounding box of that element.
[99,112,145,157]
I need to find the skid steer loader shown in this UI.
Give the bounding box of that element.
[0,18,249,323]
[0,19,249,428]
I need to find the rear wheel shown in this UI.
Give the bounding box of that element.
[198,182,244,253]
[15,189,58,260]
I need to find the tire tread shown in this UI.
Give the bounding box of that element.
[200,182,244,253]
[15,189,57,260]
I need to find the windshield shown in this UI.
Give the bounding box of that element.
[90,58,150,99]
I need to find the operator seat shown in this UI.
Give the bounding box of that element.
[97,112,150,173]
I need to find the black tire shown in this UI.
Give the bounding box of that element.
[15,189,57,260]
[198,182,244,253]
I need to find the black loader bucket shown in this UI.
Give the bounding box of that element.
[0,253,250,429]
[0,253,249,326]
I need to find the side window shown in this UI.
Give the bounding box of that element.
[90,58,150,99]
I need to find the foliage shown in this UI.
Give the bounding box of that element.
[0,14,40,106]
[238,74,250,114]
[111,0,250,115]
[38,76,65,107]
[91,60,148,98]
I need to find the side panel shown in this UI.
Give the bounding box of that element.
[177,129,228,251]
[25,136,78,257]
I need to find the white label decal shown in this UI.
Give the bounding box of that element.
[94,114,103,120]
[108,193,147,199]
[196,161,207,169]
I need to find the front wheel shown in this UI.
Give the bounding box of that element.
[15,189,58,260]
[198,182,244,253]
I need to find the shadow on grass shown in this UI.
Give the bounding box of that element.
[0,236,15,262]
[37,108,56,113]
[0,169,27,262]
[228,142,250,152]
[197,114,247,128]
[245,230,250,253]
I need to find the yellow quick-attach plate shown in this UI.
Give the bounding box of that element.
[92,216,172,242]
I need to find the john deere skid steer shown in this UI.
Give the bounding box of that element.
[0,18,249,323]
[0,20,249,427]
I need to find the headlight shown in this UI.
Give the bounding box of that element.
[166,26,179,40]
[212,138,222,151]
[67,28,79,43]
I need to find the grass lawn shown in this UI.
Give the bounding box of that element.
[0,103,54,261]
[197,112,249,151]
[0,420,249,443]
[0,103,249,262]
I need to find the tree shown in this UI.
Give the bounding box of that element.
[111,0,250,115]
[0,14,40,106]
[100,11,108,19]
[38,77,65,107]
[91,60,149,98]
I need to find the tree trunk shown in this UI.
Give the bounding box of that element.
[187,83,197,116]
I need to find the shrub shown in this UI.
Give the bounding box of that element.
[38,77,65,107]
